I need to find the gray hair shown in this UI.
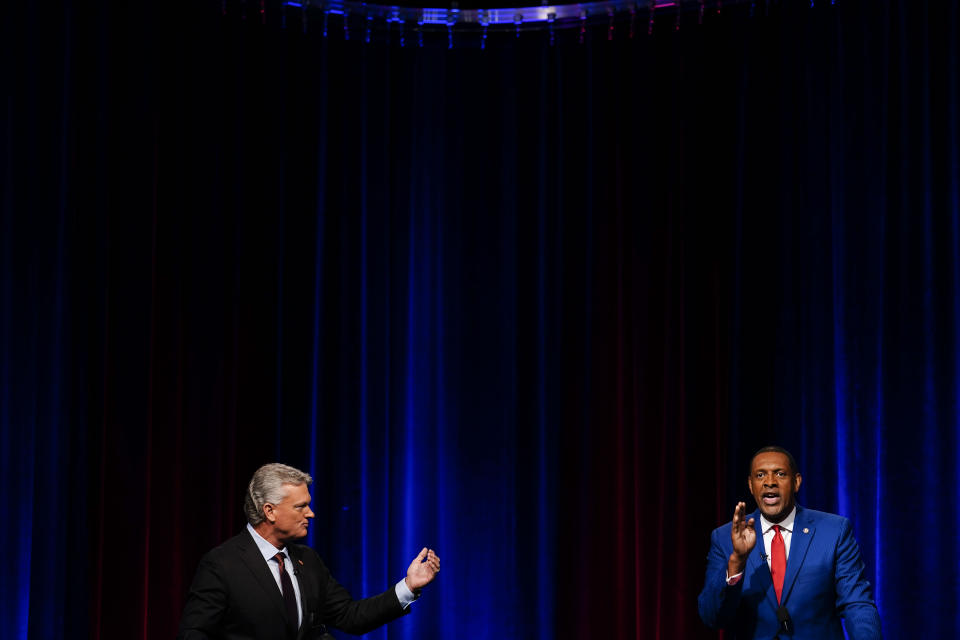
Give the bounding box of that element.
[243,463,313,525]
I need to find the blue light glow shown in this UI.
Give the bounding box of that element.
[359,89,370,598]
[306,50,329,548]
[274,0,680,29]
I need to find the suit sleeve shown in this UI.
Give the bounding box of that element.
[177,555,227,640]
[834,518,883,640]
[314,555,410,635]
[698,527,743,630]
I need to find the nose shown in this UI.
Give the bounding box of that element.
[305,507,315,519]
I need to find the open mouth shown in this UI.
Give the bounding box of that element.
[762,493,780,505]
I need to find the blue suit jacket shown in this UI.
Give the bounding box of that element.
[698,506,881,639]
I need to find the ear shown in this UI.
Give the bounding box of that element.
[793,473,802,493]
[263,503,276,524]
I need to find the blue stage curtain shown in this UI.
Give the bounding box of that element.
[1,1,958,638]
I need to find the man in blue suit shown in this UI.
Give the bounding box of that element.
[698,447,882,639]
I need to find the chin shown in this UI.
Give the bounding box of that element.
[763,506,789,521]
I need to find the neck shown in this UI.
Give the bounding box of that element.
[252,522,284,550]
[761,504,796,526]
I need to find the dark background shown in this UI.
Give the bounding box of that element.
[2,0,959,638]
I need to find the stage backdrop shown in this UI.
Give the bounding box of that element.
[2,0,958,638]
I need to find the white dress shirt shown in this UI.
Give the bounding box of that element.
[725,505,797,584]
[245,522,418,624]
[759,506,796,569]
[247,523,306,627]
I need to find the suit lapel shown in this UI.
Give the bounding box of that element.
[780,506,814,606]
[748,512,780,613]
[236,530,291,626]
[287,546,310,639]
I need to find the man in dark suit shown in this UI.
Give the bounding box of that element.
[698,447,881,639]
[178,463,440,639]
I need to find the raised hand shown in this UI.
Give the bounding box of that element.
[728,501,756,576]
[404,547,440,592]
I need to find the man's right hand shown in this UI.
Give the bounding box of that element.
[728,501,756,577]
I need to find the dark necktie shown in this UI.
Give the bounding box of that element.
[771,525,786,603]
[273,552,300,631]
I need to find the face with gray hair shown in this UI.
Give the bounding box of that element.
[244,463,315,546]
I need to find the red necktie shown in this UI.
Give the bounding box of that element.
[273,552,300,631]
[771,525,786,603]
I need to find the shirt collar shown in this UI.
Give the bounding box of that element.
[246,522,288,562]
[759,505,797,535]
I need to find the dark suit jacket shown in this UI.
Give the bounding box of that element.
[178,529,410,640]
[698,506,882,640]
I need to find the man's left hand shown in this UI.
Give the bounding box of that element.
[404,547,440,592]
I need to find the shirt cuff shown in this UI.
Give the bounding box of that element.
[725,571,743,586]
[395,579,419,608]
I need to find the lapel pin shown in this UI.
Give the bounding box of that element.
[803,528,809,534]
[298,559,304,565]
